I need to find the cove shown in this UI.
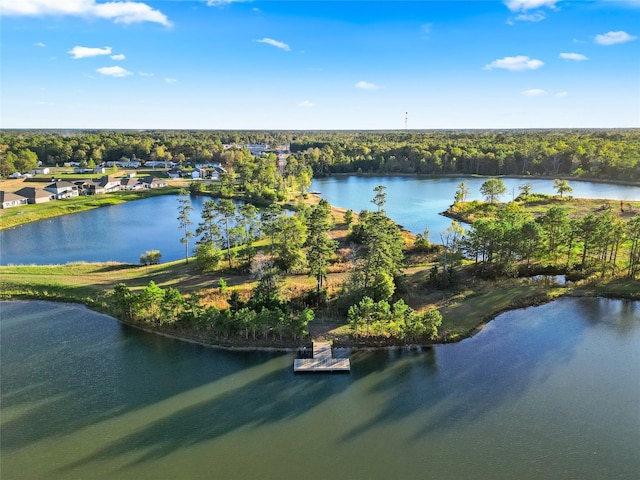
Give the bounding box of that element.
[1,298,638,480]
[1,177,639,265]
[312,176,640,241]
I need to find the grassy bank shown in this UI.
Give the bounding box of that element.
[444,196,640,224]
[0,187,183,230]
[3,260,638,348]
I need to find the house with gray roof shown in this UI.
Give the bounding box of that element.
[14,187,55,204]
[120,177,144,190]
[0,191,28,209]
[44,181,79,199]
[140,176,168,189]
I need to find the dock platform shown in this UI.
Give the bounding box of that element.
[294,342,350,373]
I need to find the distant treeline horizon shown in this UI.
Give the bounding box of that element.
[1,129,638,182]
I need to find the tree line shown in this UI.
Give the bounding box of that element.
[2,129,639,181]
[289,130,639,181]
[447,179,640,280]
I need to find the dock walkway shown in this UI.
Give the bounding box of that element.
[293,342,350,373]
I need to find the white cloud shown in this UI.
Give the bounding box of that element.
[355,81,380,90]
[514,11,546,22]
[34,41,46,47]
[165,78,177,83]
[484,56,544,71]
[97,66,132,77]
[555,91,569,98]
[1,0,172,27]
[560,52,588,61]
[256,38,290,51]
[298,100,316,108]
[138,72,154,77]
[504,0,559,11]
[68,45,112,59]
[110,53,126,61]
[522,88,547,96]
[207,0,251,5]
[594,31,637,45]
[421,23,433,35]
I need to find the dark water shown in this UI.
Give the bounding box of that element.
[312,176,640,241]
[2,177,639,265]
[2,298,638,480]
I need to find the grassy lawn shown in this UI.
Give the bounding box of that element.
[0,186,183,230]
[446,196,640,224]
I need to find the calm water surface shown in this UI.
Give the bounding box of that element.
[312,176,640,240]
[1,298,638,480]
[0,195,212,265]
[2,177,639,264]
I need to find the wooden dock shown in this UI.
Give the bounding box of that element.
[294,342,351,373]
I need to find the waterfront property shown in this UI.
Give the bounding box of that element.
[294,342,351,372]
[14,187,55,204]
[0,191,29,209]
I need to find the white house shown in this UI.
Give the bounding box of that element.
[44,181,79,199]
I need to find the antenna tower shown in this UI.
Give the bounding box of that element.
[405,111,408,130]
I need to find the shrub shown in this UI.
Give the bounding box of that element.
[140,250,162,265]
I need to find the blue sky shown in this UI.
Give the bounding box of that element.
[1,0,639,129]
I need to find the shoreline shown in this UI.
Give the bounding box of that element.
[3,173,638,230]
[319,172,640,187]
[3,287,638,353]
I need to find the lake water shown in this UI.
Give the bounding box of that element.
[0,195,213,265]
[1,177,639,265]
[1,298,638,480]
[312,176,640,240]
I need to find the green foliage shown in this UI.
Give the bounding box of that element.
[109,276,313,341]
[343,209,354,229]
[189,181,204,194]
[195,242,223,272]
[140,250,162,265]
[454,181,470,203]
[348,296,441,342]
[274,215,307,272]
[3,129,639,182]
[344,187,405,302]
[480,178,507,203]
[177,190,194,264]
[305,199,338,292]
[553,179,573,198]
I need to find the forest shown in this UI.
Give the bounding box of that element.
[1,129,639,181]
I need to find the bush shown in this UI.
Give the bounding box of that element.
[195,243,223,272]
[140,250,162,265]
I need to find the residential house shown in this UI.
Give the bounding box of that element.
[0,191,28,209]
[73,180,93,196]
[120,177,144,190]
[167,167,183,179]
[92,175,122,194]
[44,181,79,199]
[140,176,168,189]
[14,187,54,204]
[191,168,206,179]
